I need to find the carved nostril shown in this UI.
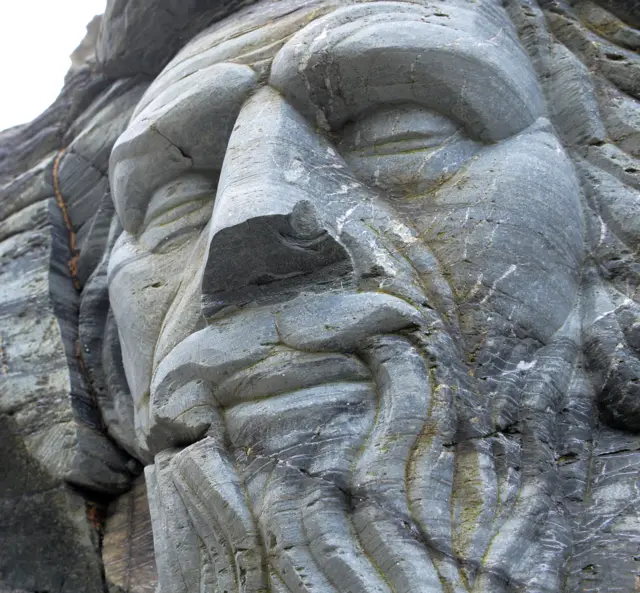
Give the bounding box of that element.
[289,200,325,239]
[201,200,353,318]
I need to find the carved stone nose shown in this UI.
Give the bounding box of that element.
[198,87,358,318]
[201,201,352,318]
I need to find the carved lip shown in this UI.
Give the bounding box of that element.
[147,291,423,450]
[213,349,372,407]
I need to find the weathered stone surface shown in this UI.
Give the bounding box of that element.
[96,0,262,78]
[2,1,640,592]
[70,15,102,74]
[103,475,157,593]
[0,414,103,593]
[0,196,131,492]
[0,37,143,593]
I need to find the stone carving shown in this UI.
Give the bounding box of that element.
[1,1,639,592]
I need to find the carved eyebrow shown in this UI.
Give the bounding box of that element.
[109,63,258,234]
[132,2,335,120]
[269,2,544,143]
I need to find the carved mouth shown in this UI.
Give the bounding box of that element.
[145,290,423,454]
[217,349,378,482]
[214,349,371,406]
[148,321,436,593]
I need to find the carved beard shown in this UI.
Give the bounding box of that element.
[144,280,582,593]
[146,332,447,593]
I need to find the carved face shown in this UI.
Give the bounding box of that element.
[107,1,586,591]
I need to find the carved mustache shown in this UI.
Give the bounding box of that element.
[145,291,424,454]
[146,321,451,593]
[144,291,438,593]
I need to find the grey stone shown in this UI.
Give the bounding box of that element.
[0,414,104,593]
[110,63,257,232]
[0,197,132,495]
[595,75,640,158]
[276,292,423,352]
[0,49,139,593]
[96,0,262,78]
[70,15,102,73]
[3,1,640,592]
[103,475,158,593]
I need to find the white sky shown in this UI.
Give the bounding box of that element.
[0,0,107,132]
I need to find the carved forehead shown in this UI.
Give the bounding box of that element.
[111,0,544,232]
[132,0,336,119]
[134,0,538,123]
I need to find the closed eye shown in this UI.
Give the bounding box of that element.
[141,173,217,228]
[139,173,217,252]
[337,104,480,198]
[345,133,460,157]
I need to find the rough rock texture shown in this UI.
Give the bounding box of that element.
[0,414,104,593]
[102,476,157,593]
[96,0,262,77]
[0,24,148,592]
[1,1,640,592]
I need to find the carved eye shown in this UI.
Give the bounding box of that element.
[138,173,217,253]
[337,104,480,198]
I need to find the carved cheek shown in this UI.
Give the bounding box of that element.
[331,105,583,342]
[107,230,199,417]
[413,122,585,343]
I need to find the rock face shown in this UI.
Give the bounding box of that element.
[0,61,138,592]
[96,0,261,78]
[102,476,157,593]
[1,1,639,592]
